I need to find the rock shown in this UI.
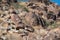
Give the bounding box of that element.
[7,33,21,40]
[27,3,34,6]
[18,29,28,36]
[44,28,60,40]
[39,29,48,36]
[0,36,8,40]
[25,25,34,32]
[0,18,3,24]
[1,22,8,29]
[0,0,60,40]
[25,12,39,26]
[47,12,56,20]
[28,33,38,40]
[57,11,60,17]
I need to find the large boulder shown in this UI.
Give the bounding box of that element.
[25,12,39,26]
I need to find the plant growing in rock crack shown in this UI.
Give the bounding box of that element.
[44,20,57,29]
[45,21,50,27]
[48,21,57,29]
[23,7,29,12]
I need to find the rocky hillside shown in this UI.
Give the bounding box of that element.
[0,0,60,40]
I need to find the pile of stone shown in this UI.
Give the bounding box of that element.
[0,0,60,40]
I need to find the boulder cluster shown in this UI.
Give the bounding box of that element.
[0,0,60,40]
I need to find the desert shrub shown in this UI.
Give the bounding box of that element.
[45,21,50,27]
[48,21,57,29]
[11,3,22,9]
[45,20,57,28]
[12,3,29,11]
[23,7,29,12]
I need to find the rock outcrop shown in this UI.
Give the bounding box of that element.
[0,0,60,40]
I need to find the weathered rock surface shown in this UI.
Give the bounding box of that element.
[0,0,60,40]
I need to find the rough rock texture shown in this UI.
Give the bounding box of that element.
[0,0,60,40]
